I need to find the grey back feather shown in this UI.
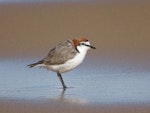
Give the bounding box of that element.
[43,40,77,65]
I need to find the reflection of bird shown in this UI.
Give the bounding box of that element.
[57,89,88,104]
[57,89,66,102]
[28,38,96,89]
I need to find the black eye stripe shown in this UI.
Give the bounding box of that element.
[80,43,86,45]
[81,43,90,47]
[79,42,89,46]
[78,42,96,49]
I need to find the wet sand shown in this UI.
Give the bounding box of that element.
[0,1,150,113]
[0,99,150,113]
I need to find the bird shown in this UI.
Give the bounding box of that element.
[27,37,96,89]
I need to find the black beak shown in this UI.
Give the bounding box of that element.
[82,43,96,49]
[88,45,96,49]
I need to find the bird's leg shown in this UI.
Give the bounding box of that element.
[57,72,67,89]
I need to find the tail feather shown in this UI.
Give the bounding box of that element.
[27,60,44,68]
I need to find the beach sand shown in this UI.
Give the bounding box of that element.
[0,99,150,113]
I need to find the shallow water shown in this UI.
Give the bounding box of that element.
[0,58,150,105]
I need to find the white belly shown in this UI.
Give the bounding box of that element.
[45,50,88,73]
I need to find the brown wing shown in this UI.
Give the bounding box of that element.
[43,40,77,65]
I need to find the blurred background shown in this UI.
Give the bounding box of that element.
[0,1,150,70]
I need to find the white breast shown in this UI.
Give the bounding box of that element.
[45,42,90,73]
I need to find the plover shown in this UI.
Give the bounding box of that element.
[28,38,96,89]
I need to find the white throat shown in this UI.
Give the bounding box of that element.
[76,41,90,53]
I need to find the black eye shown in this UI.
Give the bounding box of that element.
[80,43,85,46]
[85,39,88,42]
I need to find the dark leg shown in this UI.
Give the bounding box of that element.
[57,72,67,89]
